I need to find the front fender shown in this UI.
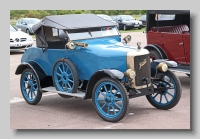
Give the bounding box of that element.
[100,69,124,79]
[84,69,124,99]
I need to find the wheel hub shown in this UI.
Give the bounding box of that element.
[27,80,34,91]
[61,72,69,83]
[157,83,167,94]
[105,94,115,105]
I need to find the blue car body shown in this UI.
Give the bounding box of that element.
[21,36,138,80]
[15,14,181,122]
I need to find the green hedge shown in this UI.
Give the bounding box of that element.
[10,10,146,19]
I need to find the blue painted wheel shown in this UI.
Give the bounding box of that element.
[92,77,128,122]
[146,70,182,110]
[20,68,42,105]
[53,59,78,96]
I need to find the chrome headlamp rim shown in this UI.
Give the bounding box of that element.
[66,41,75,50]
[157,62,168,72]
[123,35,132,44]
[125,69,136,79]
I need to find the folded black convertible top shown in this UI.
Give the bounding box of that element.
[32,14,117,32]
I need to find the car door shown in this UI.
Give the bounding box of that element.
[21,19,27,32]
[162,33,187,64]
[182,33,190,65]
[117,17,123,28]
[16,19,22,29]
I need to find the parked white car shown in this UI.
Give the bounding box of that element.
[10,25,34,50]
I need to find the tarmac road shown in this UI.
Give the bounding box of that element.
[10,32,190,129]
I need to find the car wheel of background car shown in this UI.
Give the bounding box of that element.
[52,59,79,96]
[92,77,129,122]
[146,70,182,110]
[138,27,142,29]
[26,29,30,35]
[20,68,42,105]
[123,25,127,31]
[149,50,162,62]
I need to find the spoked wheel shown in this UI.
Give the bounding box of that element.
[149,50,162,62]
[92,77,129,122]
[146,70,182,110]
[52,59,78,98]
[20,68,42,105]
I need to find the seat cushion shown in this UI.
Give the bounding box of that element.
[150,24,189,34]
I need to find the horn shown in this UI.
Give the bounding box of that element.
[75,42,88,48]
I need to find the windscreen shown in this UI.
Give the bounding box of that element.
[10,25,17,32]
[67,26,119,40]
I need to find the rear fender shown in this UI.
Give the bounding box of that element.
[144,44,168,59]
[15,61,48,92]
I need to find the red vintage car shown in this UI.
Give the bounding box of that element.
[144,10,190,76]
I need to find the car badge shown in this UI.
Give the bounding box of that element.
[139,59,147,69]
[15,38,19,42]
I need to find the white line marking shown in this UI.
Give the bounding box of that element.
[10,93,58,104]
[10,63,20,66]
[10,77,20,80]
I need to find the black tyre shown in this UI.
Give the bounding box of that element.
[92,77,129,122]
[20,68,42,105]
[149,50,162,61]
[52,59,78,98]
[146,70,182,110]
[123,25,127,31]
[26,29,30,35]
[138,27,142,29]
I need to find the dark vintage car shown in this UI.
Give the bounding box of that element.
[144,10,190,76]
[15,14,182,122]
[113,15,143,30]
[139,14,146,26]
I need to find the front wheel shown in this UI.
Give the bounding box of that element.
[26,29,30,35]
[92,77,129,122]
[123,25,127,31]
[146,70,182,110]
[20,68,42,105]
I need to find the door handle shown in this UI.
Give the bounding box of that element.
[179,42,184,45]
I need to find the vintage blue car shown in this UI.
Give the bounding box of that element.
[15,14,182,122]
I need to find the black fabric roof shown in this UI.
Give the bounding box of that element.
[32,14,117,32]
[147,10,190,15]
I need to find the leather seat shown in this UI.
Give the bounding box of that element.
[150,24,189,34]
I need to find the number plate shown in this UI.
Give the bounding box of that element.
[134,25,139,27]
[15,43,22,47]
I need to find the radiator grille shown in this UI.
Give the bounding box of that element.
[134,54,151,86]
[20,38,27,42]
[10,39,14,42]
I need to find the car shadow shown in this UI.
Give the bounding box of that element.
[10,50,24,55]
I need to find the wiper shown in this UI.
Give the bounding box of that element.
[88,30,92,37]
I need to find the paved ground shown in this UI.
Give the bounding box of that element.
[10,32,190,129]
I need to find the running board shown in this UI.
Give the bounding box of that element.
[41,87,86,98]
[169,68,190,74]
